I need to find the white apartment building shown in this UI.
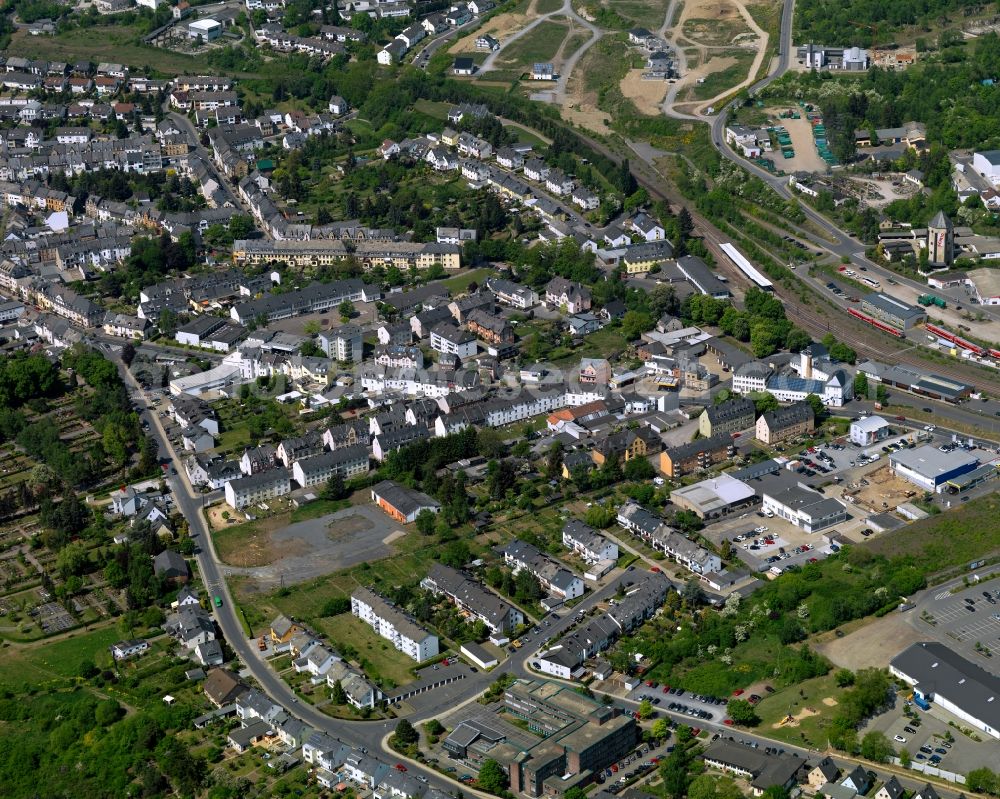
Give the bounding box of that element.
[224,468,292,509]
[291,445,369,488]
[429,322,477,358]
[351,587,439,662]
[561,519,618,564]
[321,325,363,363]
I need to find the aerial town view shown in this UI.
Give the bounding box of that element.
[2,0,1000,795]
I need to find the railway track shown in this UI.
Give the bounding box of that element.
[593,137,1000,394]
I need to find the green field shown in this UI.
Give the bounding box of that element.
[314,614,421,688]
[553,327,628,365]
[754,672,842,747]
[682,17,753,47]
[690,52,756,101]
[0,624,120,688]
[503,122,551,148]
[413,99,455,121]
[598,0,673,28]
[866,492,1000,577]
[6,27,219,76]
[536,0,563,12]
[235,522,462,626]
[496,20,569,69]
[440,267,494,294]
[211,512,291,567]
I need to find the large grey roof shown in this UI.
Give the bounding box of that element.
[889,445,978,478]
[891,642,1000,731]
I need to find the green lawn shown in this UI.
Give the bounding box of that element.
[216,427,251,454]
[314,614,420,688]
[0,624,120,688]
[502,122,551,148]
[439,267,494,294]
[866,492,1000,577]
[289,498,352,522]
[551,327,628,366]
[239,523,462,624]
[211,511,295,567]
[6,27,219,76]
[496,20,569,69]
[413,99,455,120]
[535,0,563,12]
[690,52,756,101]
[601,0,673,28]
[754,672,842,748]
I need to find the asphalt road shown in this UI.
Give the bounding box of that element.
[411,18,479,69]
[111,354,644,789]
[116,333,977,797]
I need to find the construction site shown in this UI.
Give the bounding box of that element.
[840,466,920,515]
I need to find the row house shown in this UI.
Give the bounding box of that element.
[275,430,325,467]
[500,539,584,600]
[562,519,618,564]
[456,132,492,159]
[616,501,721,574]
[545,168,574,196]
[465,308,515,346]
[291,444,370,487]
[102,313,150,340]
[224,467,292,509]
[351,586,438,662]
[420,563,523,634]
[322,420,368,451]
[33,282,102,326]
[320,25,367,42]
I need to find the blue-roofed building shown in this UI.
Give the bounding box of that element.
[766,370,851,407]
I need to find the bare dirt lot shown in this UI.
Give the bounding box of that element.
[772,706,819,728]
[213,505,403,588]
[450,0,541,53]
[843,175,919,208]
[842,465,919,515]
[619,69,668,115]
[815,613,927,671]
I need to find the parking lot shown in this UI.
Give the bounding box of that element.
[910,576,1000,671]
[628,681,730,725]
[702,510,836,574]
[698,424,992,574]
[865,692,997,776]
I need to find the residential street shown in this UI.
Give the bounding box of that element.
[112,329,979,799]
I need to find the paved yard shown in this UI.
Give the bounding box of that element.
[908,575,1000,673]
[863,696,996,776]
[815,612,927,671]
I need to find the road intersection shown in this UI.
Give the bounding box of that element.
[110,339,981,799]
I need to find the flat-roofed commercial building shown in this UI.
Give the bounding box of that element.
[890,642,999,739]
[670,473,757,520]
[889,445,979,493]
[761,483,847,533]
[849,415,890,446]
[857,360,972,403]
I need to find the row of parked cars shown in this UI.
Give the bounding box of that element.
[668,702,714,721]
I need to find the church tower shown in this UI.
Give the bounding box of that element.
[926,210,954,268]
